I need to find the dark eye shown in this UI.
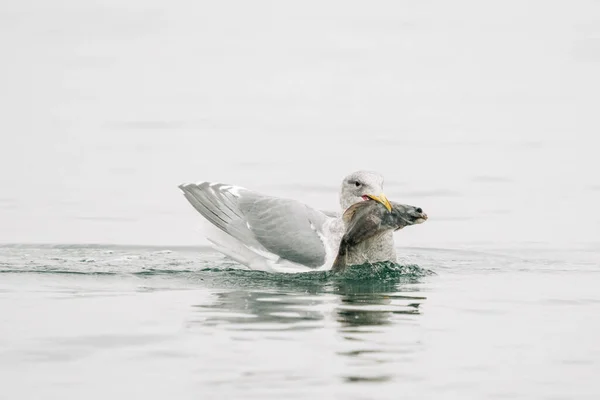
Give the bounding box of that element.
[355,181,361,187]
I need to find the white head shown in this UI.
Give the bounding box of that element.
[339,171,391,211]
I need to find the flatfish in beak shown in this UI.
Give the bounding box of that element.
[331,200,428,273]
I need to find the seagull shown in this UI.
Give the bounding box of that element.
[178,171,400,273]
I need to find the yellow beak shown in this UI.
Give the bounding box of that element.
[365,193,392,212]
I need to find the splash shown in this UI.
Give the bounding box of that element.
[329,262,435,281]
[200,262,434,284]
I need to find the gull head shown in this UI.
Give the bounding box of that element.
[339,171,391,211]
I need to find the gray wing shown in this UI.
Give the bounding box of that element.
[179,182,330,268]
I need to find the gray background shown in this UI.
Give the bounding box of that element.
[1,0,599,248]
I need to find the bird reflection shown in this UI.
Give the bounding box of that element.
[332,278,428,384]
[189,269,430,387]
[333,279,425,329]
[189,270,427,333]
[190,274,331,331]
[194,290,326,331]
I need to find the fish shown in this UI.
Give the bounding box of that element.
[331,199,428,273]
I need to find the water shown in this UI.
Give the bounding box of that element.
[1,245,599,399]
[1,0,600,398]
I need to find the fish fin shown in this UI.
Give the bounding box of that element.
[342,202,368,224]
[331,255,343,272]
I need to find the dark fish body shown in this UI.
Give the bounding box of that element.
[331,200,427,273]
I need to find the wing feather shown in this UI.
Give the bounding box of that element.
[179,182,331,269]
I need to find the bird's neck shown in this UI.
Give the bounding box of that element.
[343,230,397,266]
[372,230,397,261]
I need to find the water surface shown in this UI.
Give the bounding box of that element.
[1,245,598,399]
